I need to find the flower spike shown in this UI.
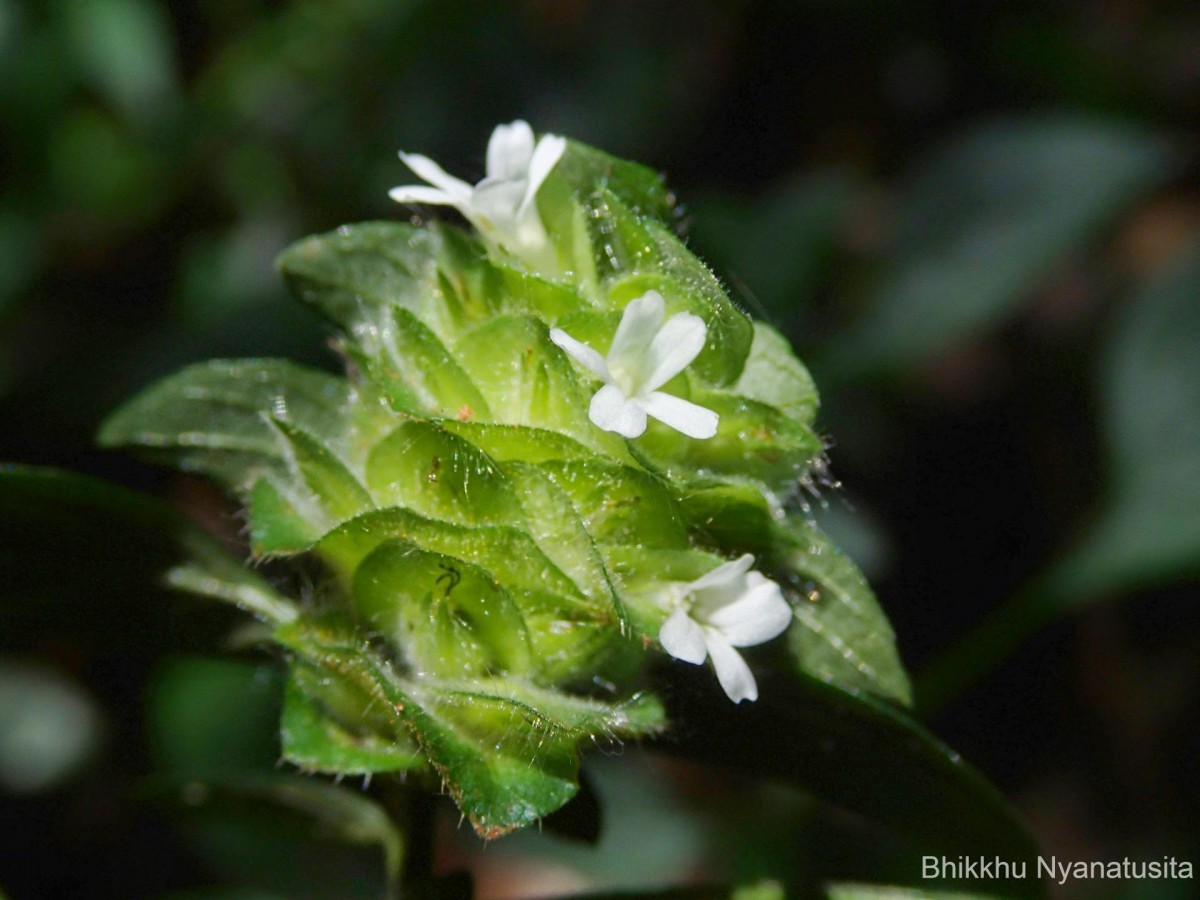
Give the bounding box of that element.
[658,554,792,703]
[390,120,566,270]
[550,291,720,439]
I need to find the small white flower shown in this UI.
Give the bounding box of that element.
[389,120,566,266]
[658,554,792,703]
[549,291,719,439]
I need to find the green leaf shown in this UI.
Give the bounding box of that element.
[276,617,665,837]
[505,463,625,611]
[98,359,354,495]
[826,117,1172,376]
[780,519,912,706]
[365,420,521,528]
[678,480,779,555]
[64,0,178,116]
[352,539,534,678]
[677,483,910,705]
[281,667,422,775]
[662,668,1041,872]
[1046,245,1200,602]
[318,506,631,685]
[539,458,688,550]
[554,141,675,223]
[246,475,323,557]
[277,221,436,333]
[733,322,820,427]
[271,418,372,524]
[371,306,492,419]
[589,187,753,385]
[439,419,598,465]
[634,386,823,495]
[453,314,623,454]
[318,508,583,606]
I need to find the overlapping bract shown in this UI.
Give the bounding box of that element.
[100,132,909,835]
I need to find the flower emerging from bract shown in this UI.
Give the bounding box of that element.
[549,291,719,439]
[389,120,566,269]
[658,554,792,703]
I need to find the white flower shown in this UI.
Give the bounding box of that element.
[549,291,719,439]
[389,120,566,266]
[658,554,792,703]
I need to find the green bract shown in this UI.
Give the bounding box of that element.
[99,129,909,835]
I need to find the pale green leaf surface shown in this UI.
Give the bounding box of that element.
[366,420,521,527]
[275,617,664,837]
[782,518,912,706]
[733,322,820,427]
[98,359,353,494]
[585,187,753,385]
[277,221,436,332]
[280,669,422,775]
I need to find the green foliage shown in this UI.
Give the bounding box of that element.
[92,134,935,842]
[276,615,664,837]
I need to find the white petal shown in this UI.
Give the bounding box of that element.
[470,177,526,228]
[687,554,756,593]
[641,312,707,392]
[549,328,612,381]
[589,383,647,438]
[704,631,758,703]
[607,291,666,382]
[523,134,567,202]
[399,152,472,200]
[639,391,719,439]
[705,577,792,647]
[388,185,458,206]
[659,607,707,665]
[486,120,535,181]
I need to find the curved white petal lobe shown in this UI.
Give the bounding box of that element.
[549,328,612,381]
[487,120,535,181]
[388,185,459,206]
[705,578,792,647]
[642,312,707,392]
[640,391,719,439]
[704,631,758,703]
[398,152,472,200]
[523,134,568,208]
[659,607,708,665]
[607,290,666,377]
[589,384,647,437]
[687,553,756,594]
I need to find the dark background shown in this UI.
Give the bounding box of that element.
[1,1,1198,897]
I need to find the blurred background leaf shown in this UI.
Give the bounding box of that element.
[823,116,1173,379]
[3,0,1200,896]
[1046,244,1200,601]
